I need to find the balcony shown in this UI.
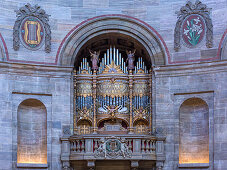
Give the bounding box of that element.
[61,128,165,169]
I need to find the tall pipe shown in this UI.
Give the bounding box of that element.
[121,57,124,70]
[107,50,109,65]
[110,46,112,63]
[104,53,107,66]
[116,49,119,65]
[113,47,115,64]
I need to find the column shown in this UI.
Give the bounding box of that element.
[73,70,78,134]
[128,69,134,134]
[92,70,97,133]
[61,126,71,170]
[149,69,152,133]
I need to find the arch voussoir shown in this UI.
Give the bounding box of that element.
[58,15,169,66]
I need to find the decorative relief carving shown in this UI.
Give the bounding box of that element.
[174,0,213,51]
[94,137,132,159]
[133,82,149,97]
[102,61,124,74]
[76,81,92,97]
[77,107,93,123]
[133,106,149,122]
[97,80,129,98]
[13,3,51,52]
[63,125,71,136]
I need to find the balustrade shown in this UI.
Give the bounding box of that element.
[65,134,165,161]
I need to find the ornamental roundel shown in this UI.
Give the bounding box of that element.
[174,1,213,51]
[13,3,51,53]
[20,16,45,50]
[106,139,121,153]
[181,14,206,48]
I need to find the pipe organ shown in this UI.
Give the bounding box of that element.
[74,47,152,135]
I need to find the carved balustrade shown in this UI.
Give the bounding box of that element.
[61,134,165,161]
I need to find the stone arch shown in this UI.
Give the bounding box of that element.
[0,33,8,61]
[17,98,47,164]
[179,97,209,164]
[219,29,227,60]
[57,14,170,66]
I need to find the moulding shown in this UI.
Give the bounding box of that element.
[174,90,214,96]
[0,61,73,77]
[12,91,52,96]
[178,163,209,168]
[17,163,48,168]
[153,60,227,77]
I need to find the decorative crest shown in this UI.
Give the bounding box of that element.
[174,0,213,51]
[13,3,51,52]
[94,137,132,159]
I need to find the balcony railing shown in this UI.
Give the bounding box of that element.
[61,133,165,162]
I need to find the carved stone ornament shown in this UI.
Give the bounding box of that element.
[174,0,213,51]
[13,3,51,53]
[63,125,71,136]
[62,161,71,170]
[94,137,132,159]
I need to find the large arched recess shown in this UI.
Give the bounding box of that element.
[57,14,170,66]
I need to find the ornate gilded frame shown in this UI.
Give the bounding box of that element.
[13,3,51,53]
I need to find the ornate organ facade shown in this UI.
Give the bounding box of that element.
[60,47,165,170]
[73,47,152,135]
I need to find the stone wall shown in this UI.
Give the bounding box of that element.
[0,63,72,170]
[0,0,226,65]
[154,61,227,169]
[0,0,226,170]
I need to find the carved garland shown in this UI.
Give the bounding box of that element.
[174,0,213,51]
[13,3,51,53]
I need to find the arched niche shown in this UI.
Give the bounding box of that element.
[17,99,47,164]
[58,14,169,66]
[179,98,209,164]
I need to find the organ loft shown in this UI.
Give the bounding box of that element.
[61,44,165,169]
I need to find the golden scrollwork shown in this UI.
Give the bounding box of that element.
[133,82,149,97]
[102,61,124,74]
[76,82,92,97]
[133,106,149,123]
[97,80,128,98]
[77,107,93,123]
[80,69,91,75]
[136,68,145,74]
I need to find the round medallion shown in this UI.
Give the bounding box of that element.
[181,14,206,48]
[20,16,45,50]
[106,139,121,152]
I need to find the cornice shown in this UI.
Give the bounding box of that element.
[0,61,73,78]
[153,60,227,77]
